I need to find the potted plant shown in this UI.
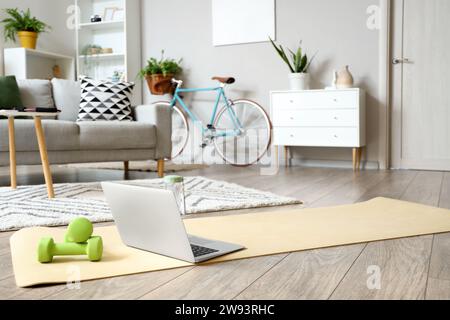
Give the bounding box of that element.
[81,44,103,56]
[1,8,51,49]
[139,51,182,95]
[79,44,103,76]
[269,37,316,90]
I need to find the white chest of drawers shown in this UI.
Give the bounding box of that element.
[270,89,366,170]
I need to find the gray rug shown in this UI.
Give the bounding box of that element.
[0,177,302,232]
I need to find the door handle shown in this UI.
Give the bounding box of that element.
[392,58,412,65]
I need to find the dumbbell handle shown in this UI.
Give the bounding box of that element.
[38,236,102,263]
[51,242,87,256]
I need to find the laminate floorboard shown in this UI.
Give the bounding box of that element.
[0,165,448,299]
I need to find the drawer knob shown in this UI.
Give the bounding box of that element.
[290,117,294,120]
[333,98,338,102]
[289,100,294,103]
[334,116,338,120]
[290,134,294,138]
[334,134,338,138]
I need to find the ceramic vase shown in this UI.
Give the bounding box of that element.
[336,65,354,89]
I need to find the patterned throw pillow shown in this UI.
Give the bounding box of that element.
[77,77,134,121]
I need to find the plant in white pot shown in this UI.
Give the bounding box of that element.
[269,38,316,91]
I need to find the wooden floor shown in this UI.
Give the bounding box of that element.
[0,164,449,300]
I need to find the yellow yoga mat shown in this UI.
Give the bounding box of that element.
[10,197,450,287]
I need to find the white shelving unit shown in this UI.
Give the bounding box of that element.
[3,48,75,80]
[79,20,125,30]
[75,0,142,104]
[79,52,125,60]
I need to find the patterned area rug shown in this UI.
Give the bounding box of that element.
[0,177,302,231]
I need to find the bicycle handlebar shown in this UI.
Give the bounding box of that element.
[171,78,183,88]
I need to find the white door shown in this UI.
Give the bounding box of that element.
[391,0,450,170]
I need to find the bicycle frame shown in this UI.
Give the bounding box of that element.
[169,84,243,137]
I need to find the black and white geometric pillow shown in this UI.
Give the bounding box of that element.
[77,77,135,122]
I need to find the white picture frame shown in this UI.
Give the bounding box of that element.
[112,8,125,22]
[103,7,117,21]
[212,0,275,46]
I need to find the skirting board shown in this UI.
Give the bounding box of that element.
[288,158,380,170]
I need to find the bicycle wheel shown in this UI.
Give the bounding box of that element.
[213,99,272,166]
[151,101,189,160]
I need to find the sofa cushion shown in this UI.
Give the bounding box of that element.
[78,121,156,150]
[17,79,54,109]
[0,75,23,109]
[51,78,81,122]
[77,77,134,122]
[0,120,79,152]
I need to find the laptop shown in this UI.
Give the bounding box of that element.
[101,182,245,263]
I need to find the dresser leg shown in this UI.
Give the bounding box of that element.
[284,146,289,168]
[353,147,363,171]
[284,146,290,168]
[356,147,363,171]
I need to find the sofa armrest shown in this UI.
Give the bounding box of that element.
[133,104,172,159]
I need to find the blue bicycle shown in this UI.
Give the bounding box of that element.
[151,77,272,166]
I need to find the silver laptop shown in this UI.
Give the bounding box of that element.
[101,182,244,263]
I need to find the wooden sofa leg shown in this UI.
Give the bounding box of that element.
[124,161,129,173]
[157,159,165,178]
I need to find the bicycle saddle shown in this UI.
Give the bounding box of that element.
[212,76,235,84]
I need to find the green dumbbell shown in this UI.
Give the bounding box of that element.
[64,217,94,243]
[37,236,103,263]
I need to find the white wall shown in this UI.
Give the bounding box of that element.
[0,0,385,168]
[141,0,384,167]
[0,0,76,75]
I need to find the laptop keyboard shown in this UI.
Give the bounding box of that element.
[190,244,219,257]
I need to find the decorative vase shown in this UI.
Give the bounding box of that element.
[17,31,38,49]
[288,73,310,91]
[111,72,121,83]
[52,65,62,79]
[146,74,174,95]
[332,70,338,88]
[336,65,354,89]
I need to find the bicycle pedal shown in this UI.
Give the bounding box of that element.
[200,143,207,148]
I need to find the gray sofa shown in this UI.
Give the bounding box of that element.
[0,78,172,176]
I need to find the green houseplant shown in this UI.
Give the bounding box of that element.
[1,8,51,49]
[80,44,103,76]
[81,44,102,56]
[269,37,316,90]
[139,50,182,95]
